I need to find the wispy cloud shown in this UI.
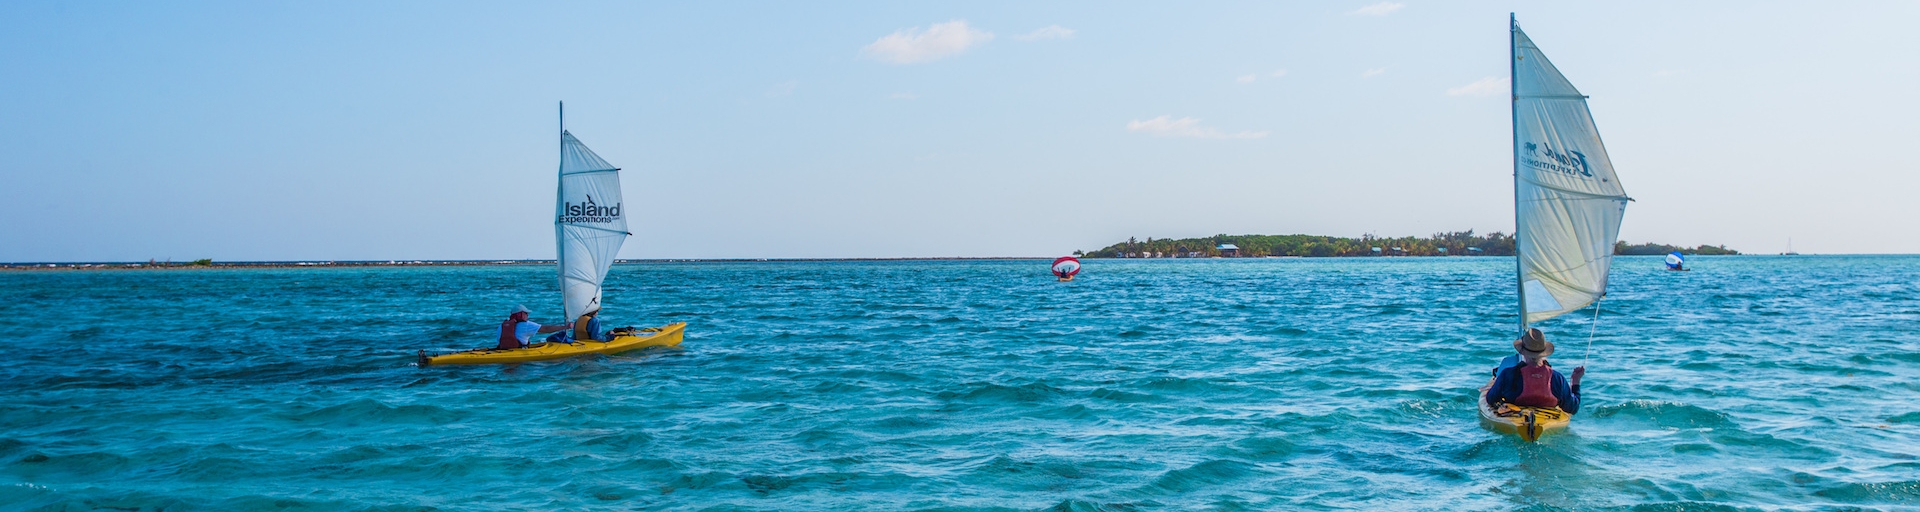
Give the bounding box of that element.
[767,80,798,97]
[1126,116,1268,139]
[1352,2,1404,16]
[862,20,994,64]
[1361,68,1387,78]
[1239,69,1286,84]
[888,92,918,100]
[1013,25,1075,41]
[1446,77,1507,96]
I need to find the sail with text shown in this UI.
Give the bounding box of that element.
[1512,20,1631,326]
[556,130,629,322]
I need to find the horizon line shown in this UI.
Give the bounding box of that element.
[0,253,1860,268]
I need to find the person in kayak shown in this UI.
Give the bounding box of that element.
[544,308,609,343]
[1486,328,1585,414]
[498,304,569,349]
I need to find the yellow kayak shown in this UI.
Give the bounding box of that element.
[1478,385,1571,441]
[419,322,685,366]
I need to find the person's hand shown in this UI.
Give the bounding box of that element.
[1570,366,1585,385]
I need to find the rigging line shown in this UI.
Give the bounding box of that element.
[562,274,600,285]
[1515,178,1632,200]
[556,224,630,236]
[1583,296,1603,369]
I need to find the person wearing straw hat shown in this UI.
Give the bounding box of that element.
[1486,328,1586,414]
[496,305,569,350]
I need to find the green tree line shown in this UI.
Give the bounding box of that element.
[1081,231,1738,258]
[1614,242,1740,256]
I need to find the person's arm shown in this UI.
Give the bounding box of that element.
[1486,368,1517,406]
[1553,371,1581,415]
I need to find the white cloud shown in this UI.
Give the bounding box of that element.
[1236,74,1257,84]
[1126,116,1268,139]
[862,20,994,64]
[1361,68,1387,78]
[1270,69,1288,78]
[767,80,797,97]
[1446,77,1508,96]
[1013,25,1075,41]
[888,92,918,100]
[1352,2,1404,16]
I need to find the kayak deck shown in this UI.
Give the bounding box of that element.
[1478,385,1571,441]
[420,322,685,366]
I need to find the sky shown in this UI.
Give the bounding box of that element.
[3,1,1917,261]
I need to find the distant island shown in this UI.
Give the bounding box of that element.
[1080,231,1739,258]
[3,233,1746,269]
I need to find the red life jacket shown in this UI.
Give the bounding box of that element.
[1513,364,1559,408]
[498,318,523,349]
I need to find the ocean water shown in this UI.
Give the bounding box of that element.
[2,256,1917,510]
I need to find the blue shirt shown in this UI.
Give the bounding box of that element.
[498,321,543,343]
[1487,362,1581,415]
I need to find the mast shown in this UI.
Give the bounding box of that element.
[1510,13,1526,336]
[557,100,566,320]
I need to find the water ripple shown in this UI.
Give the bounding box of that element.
[1,256,1916,509]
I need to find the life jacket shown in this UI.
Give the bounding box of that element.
[573,315,594,342]
[1513,364,1559,408]
[498,318,523,349]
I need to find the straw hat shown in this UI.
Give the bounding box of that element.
[1513,328,1554,358]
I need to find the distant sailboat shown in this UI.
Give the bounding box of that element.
[1479,16,1631,440]
[421,103,684,366]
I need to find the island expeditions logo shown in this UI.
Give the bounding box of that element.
[559,194,621,224]
[1522,141,1593,178]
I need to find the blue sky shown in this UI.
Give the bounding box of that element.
[3,1,1917,261]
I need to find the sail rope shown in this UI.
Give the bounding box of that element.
[1582,297,1603,369]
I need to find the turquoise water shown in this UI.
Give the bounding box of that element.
[2,256,1917,510]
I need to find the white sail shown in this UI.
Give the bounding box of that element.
[1512,20,1630,326]
[555,130,629,322]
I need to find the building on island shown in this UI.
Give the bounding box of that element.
[1217,244,1239,257]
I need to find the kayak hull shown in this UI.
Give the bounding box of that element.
[421,322,685,366]
[1478,385,1571,441]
